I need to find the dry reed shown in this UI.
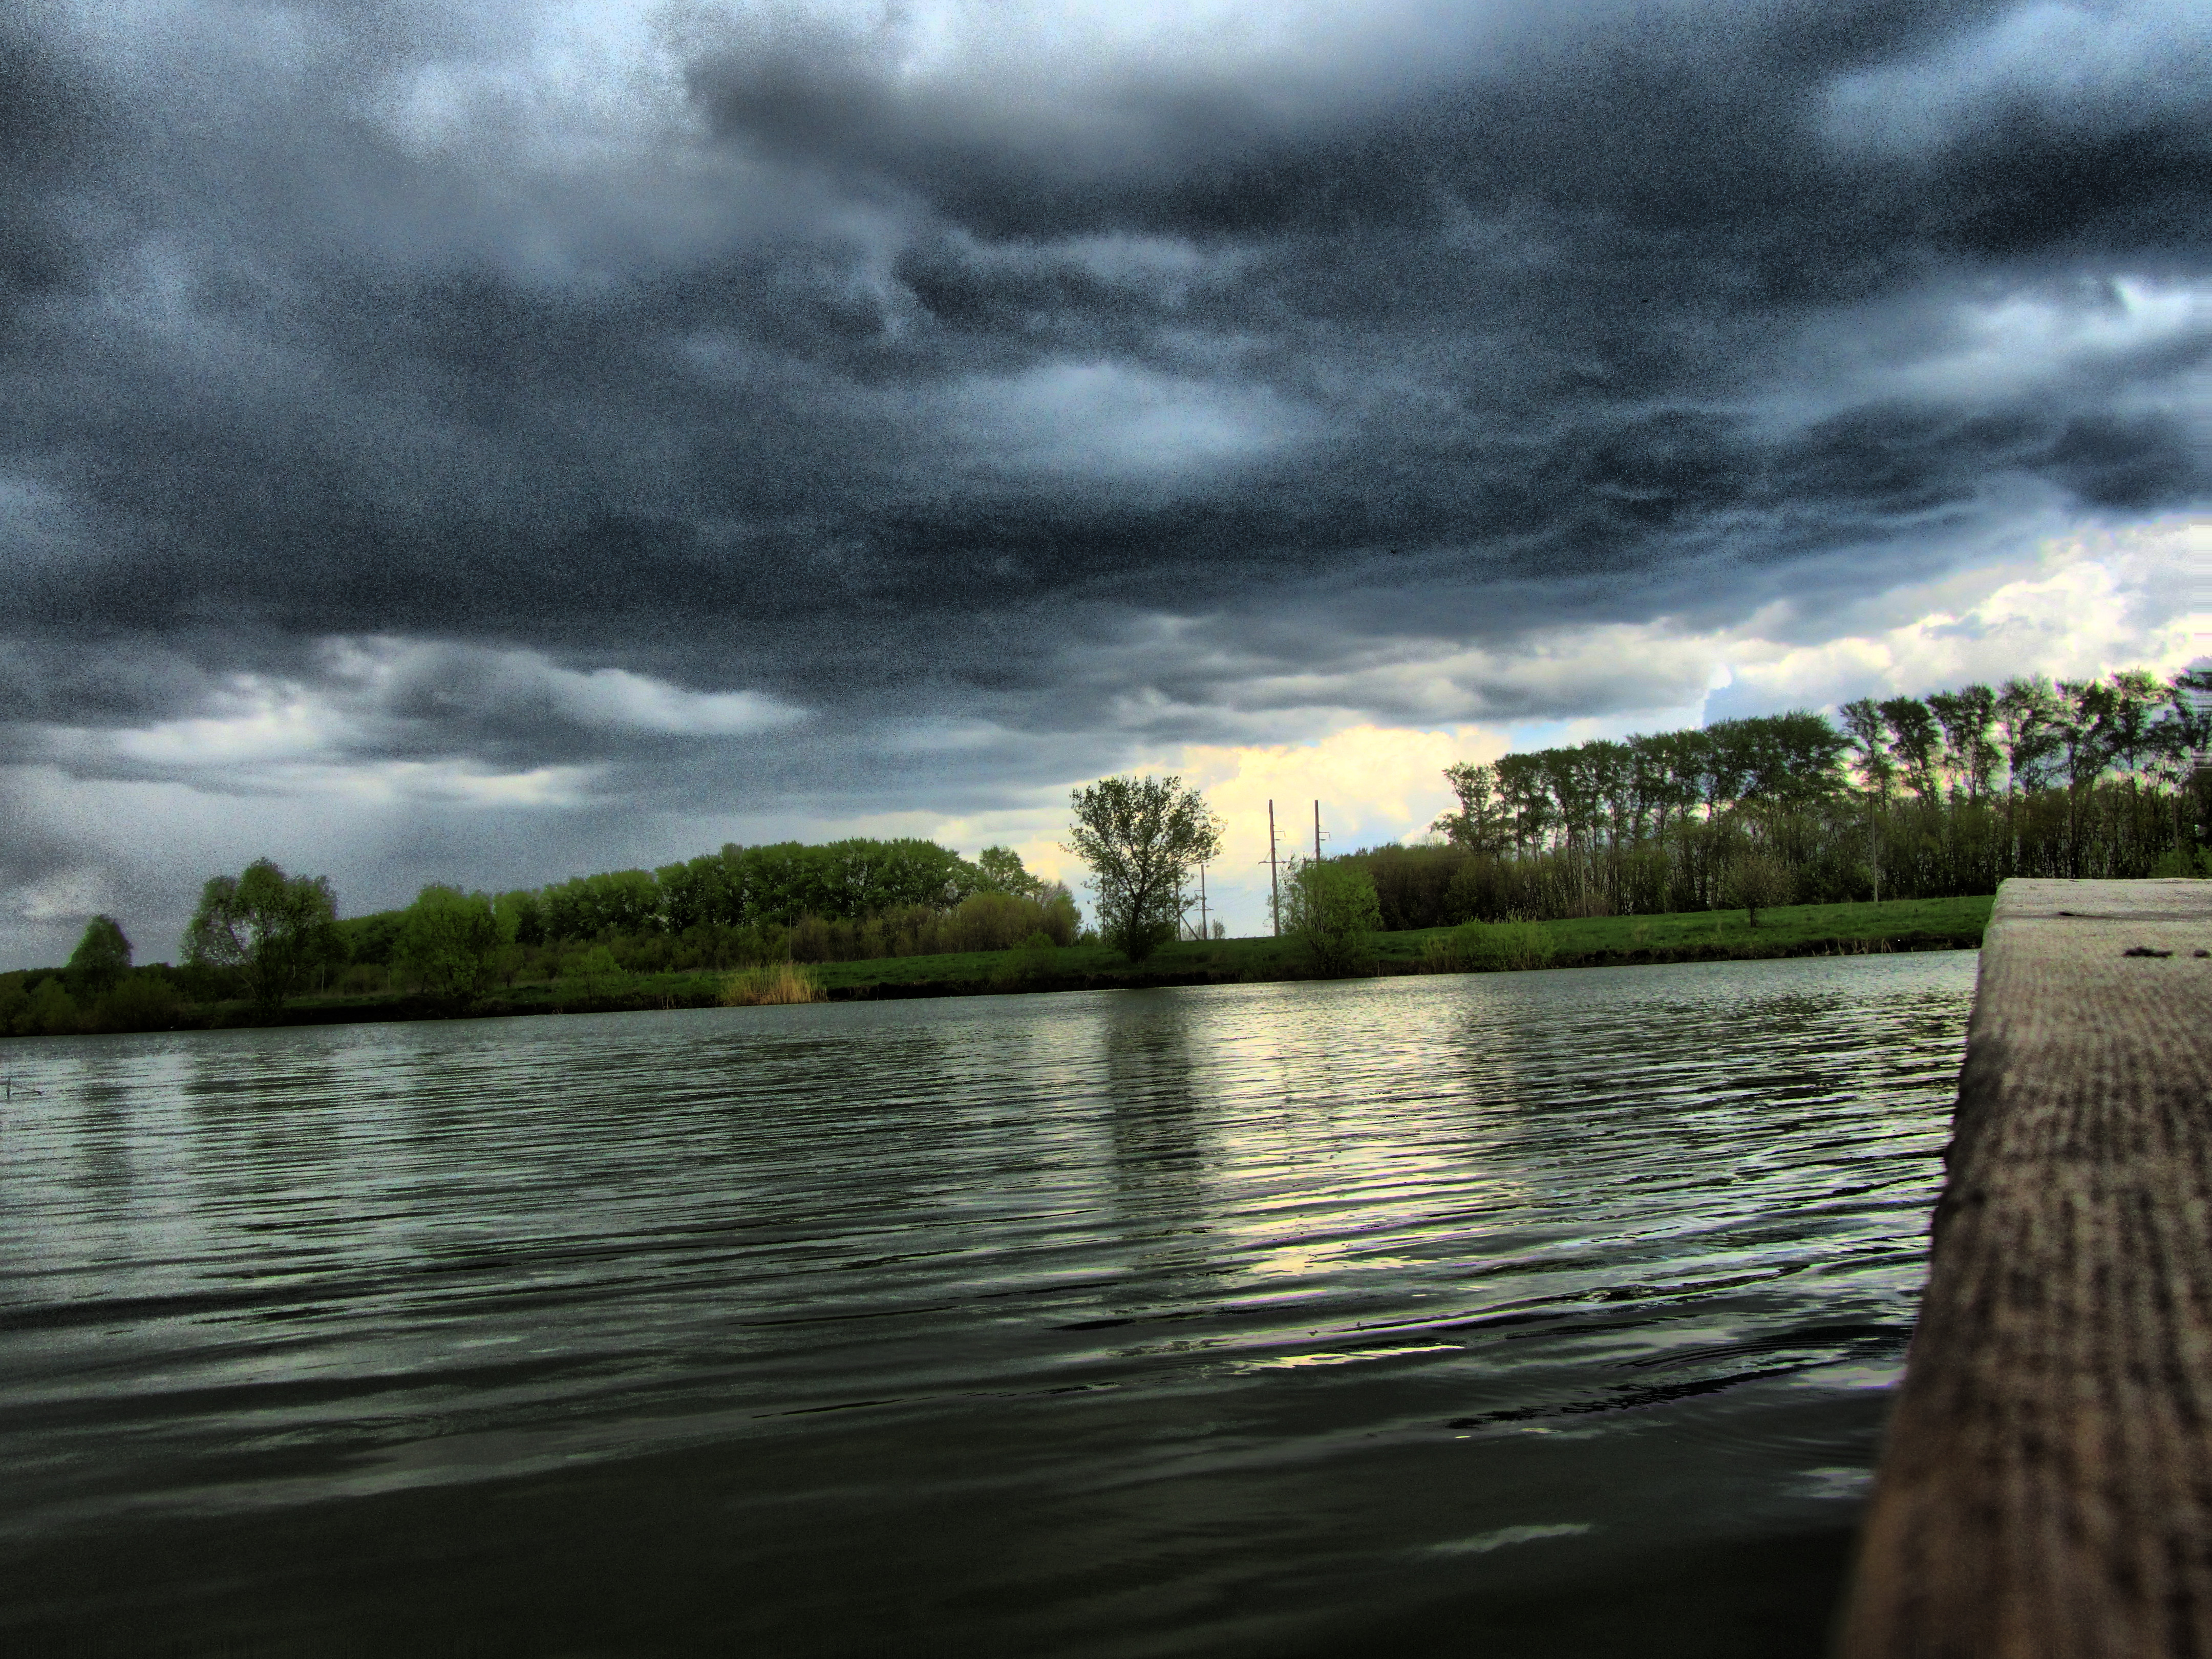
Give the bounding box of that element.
[719,963,826,1006]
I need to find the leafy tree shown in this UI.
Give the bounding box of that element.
[2154,665,2212,788]
[1720,852,1792,925]
[1062,776,1223,963]
[183,859,339,1007]
[974,845,1048,900]
[67,916,133,996]
[1996,677,2064,793]
[1838,698,1895,899]
[1927,685,2000,800]
[1879,698,1943,803]
[1282,857,1382,974]
[395,886,503,1003]
[497,889,545,946]
[1433,761,1512,854]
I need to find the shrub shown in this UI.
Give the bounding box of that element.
[20,977,83,1035]
[93,975,184,1032]
[1281,857,1382,975]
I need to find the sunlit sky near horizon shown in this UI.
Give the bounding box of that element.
[3,0,2208,963]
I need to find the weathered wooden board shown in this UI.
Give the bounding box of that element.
[1841,878,2212,1659]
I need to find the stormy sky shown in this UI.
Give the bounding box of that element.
[3,0,2208,962]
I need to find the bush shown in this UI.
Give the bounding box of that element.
[572,946,620,991]
[20,977,83,1036]
[1281,858,1382,975]
[93,975,184,1032]
[939,892,1038,953]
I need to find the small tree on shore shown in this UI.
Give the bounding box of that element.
[183,859,339,1007]
[1062,776,1223,963]
[1281,857,1382,975]
[1720,852,1791,926]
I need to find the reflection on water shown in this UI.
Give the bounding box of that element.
[0,952,1973,1656]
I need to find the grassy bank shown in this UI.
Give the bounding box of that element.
[10,895,1989,1036]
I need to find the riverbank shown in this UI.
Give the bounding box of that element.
[3,896,1991,1035]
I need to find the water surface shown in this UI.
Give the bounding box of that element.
[0,952,1974,1656]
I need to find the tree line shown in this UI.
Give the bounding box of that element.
[7,663,2205,1034]
[0,839,1080,1034]
[1359,667,2209,929]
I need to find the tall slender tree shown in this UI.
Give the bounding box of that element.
[1063,776,1224,963]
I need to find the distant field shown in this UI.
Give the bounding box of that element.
[245,894,1991,1026]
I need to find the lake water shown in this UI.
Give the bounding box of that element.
[0,952,1975,1657]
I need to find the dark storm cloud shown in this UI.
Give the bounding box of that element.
[2,0,2208,957]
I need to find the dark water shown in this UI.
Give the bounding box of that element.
[0,952,1974,1657]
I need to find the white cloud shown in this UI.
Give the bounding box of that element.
[1821,1,2212,157]
[1719,516,2211,708]
[5,522,2204,962]
[1783,278,2212,417]
[940,361,1322,482]
[541,665,804,735]
[327,636,808,740]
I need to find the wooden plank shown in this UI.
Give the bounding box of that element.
[1841,878,2212,1659]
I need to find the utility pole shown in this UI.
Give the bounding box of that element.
[1267,800,1281,936]
[1313,800,1323,862]
[1198,863,1208,940]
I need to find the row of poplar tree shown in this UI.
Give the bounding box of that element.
[1369,666,2209,927]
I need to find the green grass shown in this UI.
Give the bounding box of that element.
[28,895,1992,1037]
[468,894,1991,1002]
[804,894,1991,991]
[1392,894,1993,969]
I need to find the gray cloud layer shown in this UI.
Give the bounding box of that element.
[3,0,2208,957]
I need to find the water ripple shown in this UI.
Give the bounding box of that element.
[0,952,1971,1656]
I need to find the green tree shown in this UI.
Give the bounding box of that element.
[1719,852,1792,925]
[1062,776,1223,963]
[1839,698,1894,900]
[1996,676,2064,793]
[1927,685,2000,801]
[395,886,503,1003]
[1281,857,1382,974]
[67,916,133,996]
[1879,698,1943,804]
[1433,761,1512,854]
[25,976,81,1036]
[183,859,339,1007]
[973,845,1048,900]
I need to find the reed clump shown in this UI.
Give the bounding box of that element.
[719,963,826,1006]
[1424,919,1558,973]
